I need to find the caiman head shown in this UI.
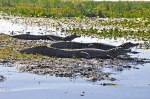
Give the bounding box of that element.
[63,33,81,41]
[109,47,131,57]
[119,42,139,49]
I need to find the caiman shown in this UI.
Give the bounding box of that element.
[51,42,139,50]
[20,46,130,59]
[11,33,80,41]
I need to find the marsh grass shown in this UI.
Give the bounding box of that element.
[0,0,150,18]
[0,34,46,60]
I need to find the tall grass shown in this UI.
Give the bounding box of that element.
[0,0,149,18]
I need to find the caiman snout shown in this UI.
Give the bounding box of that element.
[120,42,139,49]
[110,47,131,56]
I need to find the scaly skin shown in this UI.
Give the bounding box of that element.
[20,46,130,59]
[11,33,80,41]
[51,42,139,50]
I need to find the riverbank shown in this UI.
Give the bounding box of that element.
[0,32,149,82]
[0,33,141,82]
[0,34,150,99]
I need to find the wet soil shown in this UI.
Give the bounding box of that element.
[0,33,149,82]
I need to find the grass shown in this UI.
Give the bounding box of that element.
[0,34,47,60]
[0,0,150,18]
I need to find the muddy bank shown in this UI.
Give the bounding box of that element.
[16,56,148,82]
[0,14,149,82]
[0,34,149,82]
[1,54,147,82]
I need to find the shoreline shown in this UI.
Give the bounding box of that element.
[0,15,149,82]
[0,33,148,82]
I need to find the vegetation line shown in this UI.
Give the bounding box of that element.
[0,0,150,18]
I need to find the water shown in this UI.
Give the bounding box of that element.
[0,17,58,36]
[0,15,150,99]
[0,62,150,99]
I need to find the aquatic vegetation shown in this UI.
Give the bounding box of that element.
[0,0,150,18]
[1,14,149,41]
[60,18,150,40]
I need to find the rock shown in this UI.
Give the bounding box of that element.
[0,75,5,82]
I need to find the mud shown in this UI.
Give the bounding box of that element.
[0,34,149,82]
